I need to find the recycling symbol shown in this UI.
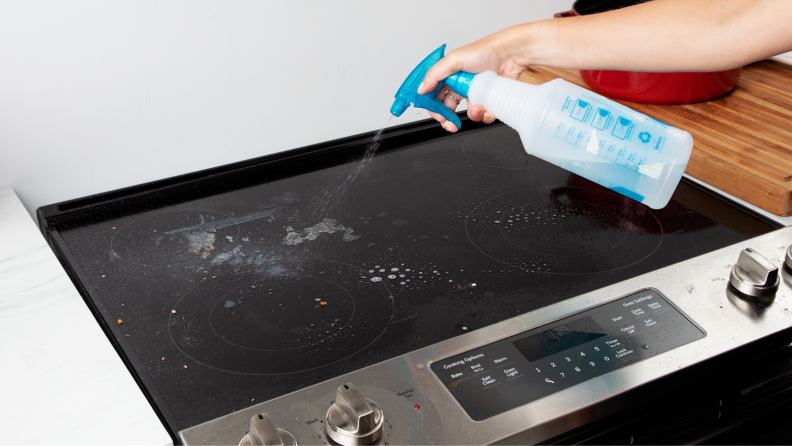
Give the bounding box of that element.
[639,132,651,143]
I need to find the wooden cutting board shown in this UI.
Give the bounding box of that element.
[517,61,792,216]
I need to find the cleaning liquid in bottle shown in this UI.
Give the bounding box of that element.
[391,45,694,209]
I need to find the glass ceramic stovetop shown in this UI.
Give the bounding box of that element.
[46,122,776,435]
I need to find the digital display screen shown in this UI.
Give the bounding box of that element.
[512,316,607,362]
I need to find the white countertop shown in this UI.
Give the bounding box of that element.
[0,188,171,445]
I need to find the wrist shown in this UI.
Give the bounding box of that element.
[507,19,558,68]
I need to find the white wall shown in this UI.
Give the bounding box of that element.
[772,51,792,65]
[0,1,573,218]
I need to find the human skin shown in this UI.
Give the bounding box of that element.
[417,0,792,132]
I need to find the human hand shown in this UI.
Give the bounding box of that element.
[417,25,534,132]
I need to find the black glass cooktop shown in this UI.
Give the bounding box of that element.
[39,118,777,438]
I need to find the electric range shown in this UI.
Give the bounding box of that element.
[38,116,792,445]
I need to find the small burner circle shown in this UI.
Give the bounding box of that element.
[208,275,355,352]
[168,258,394,375]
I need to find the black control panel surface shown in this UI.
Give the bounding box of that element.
[431,289,705,421]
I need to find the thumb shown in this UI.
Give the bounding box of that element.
[417,54,463,95]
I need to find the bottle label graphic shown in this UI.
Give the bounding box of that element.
[534,82,681,203]
[449,68,692,209]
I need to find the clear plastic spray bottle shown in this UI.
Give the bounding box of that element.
[391,45,694,209]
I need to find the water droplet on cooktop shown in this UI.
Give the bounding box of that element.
[391,267,399,272]
[494,220,500,223]
[388,275,397,280]
[400,282,406,285]
[370,277,382,282]
[368,270,374,273]
[379,269,386,272]
[462,326,468,331]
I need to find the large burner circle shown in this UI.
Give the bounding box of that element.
[168,258,394,375]
[466,187,663,274]
[110,209,240,267]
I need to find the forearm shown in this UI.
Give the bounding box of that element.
[519,0,792,72]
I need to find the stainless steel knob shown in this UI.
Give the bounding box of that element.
[325,383,384,445]
[729,248,779,297]
[239,413,297,446]
[784,245,792,272]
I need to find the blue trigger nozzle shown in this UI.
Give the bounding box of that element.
[390,44,475,130]
[390,99,410,117]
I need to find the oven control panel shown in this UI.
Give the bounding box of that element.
[431,289,705,421]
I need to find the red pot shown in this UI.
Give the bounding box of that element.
[554,0,742,104]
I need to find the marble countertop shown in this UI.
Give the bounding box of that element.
[0,188,171,445]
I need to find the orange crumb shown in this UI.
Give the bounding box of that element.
[93,241,97,243]
[203,271,208,273]
[320,301,327,306]
[177,250,181,253]
[183,365,188,369]
[449,280,453,282]
[125,334,129,337]
[205,247,211,251]
[117,319,123,325]
[112,227,117,230]
[212,276,216,279]
[161,357,165,361]
[171,310,176,313]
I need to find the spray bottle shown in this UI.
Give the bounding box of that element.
[390,45,694,209]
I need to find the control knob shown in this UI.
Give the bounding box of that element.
[784,245,792,273]
[325,383,384,445]
[239,413,297,446]
[729,248,779,297]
